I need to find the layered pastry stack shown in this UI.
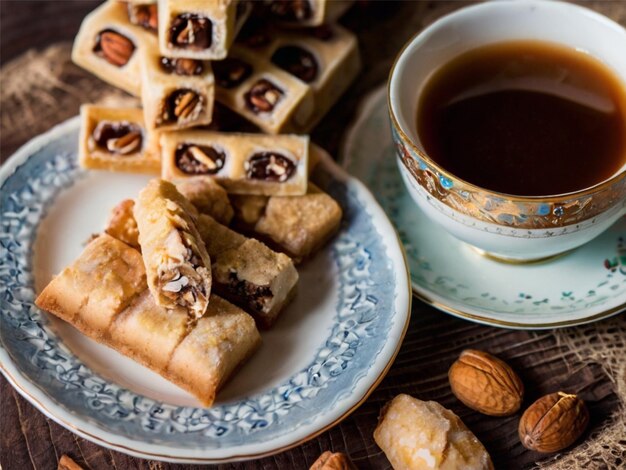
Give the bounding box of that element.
[35,0,358,407]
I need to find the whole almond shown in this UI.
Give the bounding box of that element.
[309,451,357,470]
[519,391,589,453]
[448,349,524,416]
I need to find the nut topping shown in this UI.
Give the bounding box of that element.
[169,13,212,50]
[267,0,313,22]
[160,89,204,125]
[244,79,284,114]
[271,45,318,83]
[128,3,158,32]
[213,58,252,89]
[519,392,589,453]
[175,143,225,174]
[90,121,142,155]
[93,29,135,67]
[245,152,296,182]
[160,57,204,76]
[448,349,524,416]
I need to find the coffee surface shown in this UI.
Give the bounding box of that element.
[417,41,626,196]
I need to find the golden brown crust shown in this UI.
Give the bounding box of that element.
[175,177,234,225]
[105,199,140,249]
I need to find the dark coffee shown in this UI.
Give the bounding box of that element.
[417,41,626,196]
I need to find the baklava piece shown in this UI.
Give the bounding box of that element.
[374,394,494,470]
[161,130,309,196]
[262,0,354,27]
[157,0,251,60]
[78,105,161,174]
[35,234,146,337]
[213,46,315,134]
[72,1,152,96]
[174,177,234,225]
[134,179,211,320]
[105,198,140,249]
[140,35,214,131]
[197,214,299,328]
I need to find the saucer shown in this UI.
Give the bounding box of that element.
[342,86,626,329]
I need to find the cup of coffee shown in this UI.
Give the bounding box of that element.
[388,0,626,261]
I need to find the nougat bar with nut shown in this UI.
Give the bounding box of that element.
[262,0,354,27]
[140,35,214,131]
[134,179,211,321]
[79,105,161,174]
[36,234,260,407]
[238,23,360,132]
[126,0,158,33]
[161,130,309,196]
[72,1,152,96]
[157,0,251,60]
[213,45,315,134]
[231,183,342,263]
[196,214,299,328]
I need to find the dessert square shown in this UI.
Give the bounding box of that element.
[174,177,234,225]
[213,45,315,134]
[157,0,251,60]
[161,130,309,196]
[72,1,152,96]
[78,104,161,174]
[140,35,215,131]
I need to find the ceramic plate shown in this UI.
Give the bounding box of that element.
[342,86,625,329]
[0,117,411,463]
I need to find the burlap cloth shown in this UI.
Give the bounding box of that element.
[1,2,625,469]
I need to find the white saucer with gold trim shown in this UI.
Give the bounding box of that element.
[343,86,625,329]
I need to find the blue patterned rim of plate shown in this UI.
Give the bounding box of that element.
[0,117,411,461]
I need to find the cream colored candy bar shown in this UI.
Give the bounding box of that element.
[262,0,354,27]
[174,177,234,225]
[374,394,494,470]
[72,1,152,96]
[134,179,212,320]
[79,105,161,174]
[161,130,309,196]
[237,23,360,132]
[126,1,158,33]
[35,234,146,337]
[213,45,315,134]
[35,235,260,407]
[140,35,215,131]
[196,214,299,328]
[158,0,251,60]
[168,295,260,405]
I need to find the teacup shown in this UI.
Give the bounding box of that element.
[388,0,626,261]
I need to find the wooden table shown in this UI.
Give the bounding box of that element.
[1,2,625,469]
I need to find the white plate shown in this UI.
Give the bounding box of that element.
[0,117,411,463]
[342,86,625,329]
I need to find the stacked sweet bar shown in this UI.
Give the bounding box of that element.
[35,0,358,407]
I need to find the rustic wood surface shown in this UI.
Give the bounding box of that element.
[1,1,625,469]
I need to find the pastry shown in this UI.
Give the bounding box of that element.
[196,214,299,328]
[174,177,234,225]
[261,0,354,27]
[161,130,309,196]
[213,45,315,134]
[140,35,215,131]
[374,394,494,470]
[157,0,251,60]
[72,1,152,96]
[78,104,161,174]
[234,183,342,262]
[134,179,211,320]
[238,23,361,132]
[309,451,357,470]
[105,198,140,248]
[35,234,260,407]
